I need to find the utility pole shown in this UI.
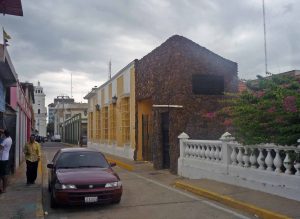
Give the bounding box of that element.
[262,0,269,75]
[109,60,112,80]
[71,72,73,98]
[62,96,65,142]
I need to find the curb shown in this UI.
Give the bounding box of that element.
[175,181,291,219]
[36,157,44,218]
[105,156,134,171]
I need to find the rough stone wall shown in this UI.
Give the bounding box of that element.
[135,35,238,173]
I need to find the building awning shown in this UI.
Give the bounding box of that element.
[0,44,18,86]
[0,0,23,16]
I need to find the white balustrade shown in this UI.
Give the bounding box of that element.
[178,132,300,202]
[179,133,300,176]
[180,139,222,162]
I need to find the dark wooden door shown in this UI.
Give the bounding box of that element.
[142,114,152,161]
[161,112,170,168]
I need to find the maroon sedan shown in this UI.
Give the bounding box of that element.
[47,148,122,208]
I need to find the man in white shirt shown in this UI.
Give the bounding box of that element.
[0,129,12,193]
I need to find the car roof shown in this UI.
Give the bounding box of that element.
[59,147,100,153]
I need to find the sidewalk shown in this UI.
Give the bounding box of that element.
[106,153,300,219]
[0,160,44,219]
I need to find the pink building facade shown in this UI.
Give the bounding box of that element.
[9,82,34,169]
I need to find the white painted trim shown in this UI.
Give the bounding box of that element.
[153,105,183,108]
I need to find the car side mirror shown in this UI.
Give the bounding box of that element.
[110,162,116,167]
[47,163,54,169]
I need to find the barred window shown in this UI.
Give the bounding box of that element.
[102,107,108,140]
[89,112,94,139]
[120,97,130,143]
[109,104,116,141]
[95,110,101,140]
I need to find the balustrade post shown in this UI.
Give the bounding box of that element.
[257,148,265,170]
[250,148,257,168]
[237,146,244,167]
[265,148,274,171]
[178,132,190,158]
[243,147,250,168]
[220,132,235,166]
[283,151,292,175]
[295,140,300,176]
[273,149,282,173]
[294,152,300,175]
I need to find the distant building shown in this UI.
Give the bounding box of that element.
[271,69,300,78]
[244,69,300,91]
[48,103,55,124]
[48,96,75,126]
[33,81,47,136]
[51,95,88,143]
[64,113,88,145]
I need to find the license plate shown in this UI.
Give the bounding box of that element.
[84,196,98,203]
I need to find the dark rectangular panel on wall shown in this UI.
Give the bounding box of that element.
[192,74,224,95]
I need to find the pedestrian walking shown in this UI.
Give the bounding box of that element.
[24,134,41,185]
[0,129,13,193]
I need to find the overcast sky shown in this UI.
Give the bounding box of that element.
[1,0,299,107]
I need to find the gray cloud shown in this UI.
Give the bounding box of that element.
[1,0,299,105]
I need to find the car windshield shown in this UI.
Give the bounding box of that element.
[56,151,109,169]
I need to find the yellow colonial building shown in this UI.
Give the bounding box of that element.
[84,61,136,159]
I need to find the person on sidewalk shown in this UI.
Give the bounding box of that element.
[24,134,41,185]
[0,129,13,193]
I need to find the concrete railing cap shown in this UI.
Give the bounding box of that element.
[178,132,190,139]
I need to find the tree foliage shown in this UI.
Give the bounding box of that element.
[222,74,300,145]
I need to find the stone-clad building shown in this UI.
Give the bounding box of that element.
[135,35,238,173]
[85,35,238,173]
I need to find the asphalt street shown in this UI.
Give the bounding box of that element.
[41,142,254,219]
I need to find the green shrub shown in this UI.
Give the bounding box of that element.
[222,74,300,145]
